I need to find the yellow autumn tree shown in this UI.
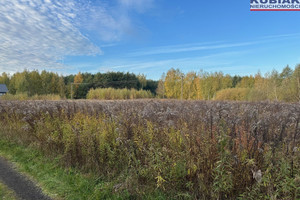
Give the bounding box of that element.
[74,72,83,86]
[194,76,203,100]
[183,72,197,100]
[72,72,83,99]
[164,68,183,99]
[237,76,255,88]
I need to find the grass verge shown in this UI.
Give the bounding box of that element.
[0,139,167,200]
[0,181,17,200]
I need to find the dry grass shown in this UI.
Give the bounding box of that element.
[0,100,299,199]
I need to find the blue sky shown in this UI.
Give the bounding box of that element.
[1,0,300,80]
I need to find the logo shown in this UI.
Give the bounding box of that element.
[250,0,300,11]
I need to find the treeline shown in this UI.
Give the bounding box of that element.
[0,70,66,97]
[0,70,158,99]
[157,65,300,102]
[1,64,300,102]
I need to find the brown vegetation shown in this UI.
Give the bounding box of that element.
[0,100,299,199]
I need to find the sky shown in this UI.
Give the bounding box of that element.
[1,0,300,80]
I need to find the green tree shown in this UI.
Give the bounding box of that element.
[137,74,147,89]
[27,70,42,96]
[58,76,66,98]
[232,75,242,88]
[280,65,293,80]
[144,80,158,94]
[236,76,255,88]
[0,72,10,87]
[267,70,281,101]
[278,66,294,102]
[73,72,84,99]
[9,71,29,95]
[290,64,300,102]
[156,73,166,98]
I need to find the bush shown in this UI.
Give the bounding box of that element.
[86,88,153,100]
[215,88,251,101]
[0,93,62,100]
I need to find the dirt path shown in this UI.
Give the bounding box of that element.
[0,157,51,200]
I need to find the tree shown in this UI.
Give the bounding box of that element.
[41,70,52,94]
[280,65,293,80]
[144,80,158,94]
[267,70,281,101]
[74,72,83,86]
[183,72,197,100]
[0,72,10,86]
[291,64,300,102]
[58,76,66,98]
[164,68,183,99]
[198,70,212,100]
[27,70,42,96]
[137,74,147,89]
[232,75,242,88]
[156,73,166,98]
[9,71,29,95]
[73,72,84,99]
[236,76,255,88]
[197,71,232,100]
[194,76,203,100]
[248,72,268,101]
[221,75,233,90]
[278,66,294,102]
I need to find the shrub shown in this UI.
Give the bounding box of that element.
[86,88,153,100]
[0,93,62,100]
[215,88,251,101]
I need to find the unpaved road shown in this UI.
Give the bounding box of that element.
[0,157,51,200]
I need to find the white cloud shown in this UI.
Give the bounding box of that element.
[96,51,245,79]
[119,0,154,12]
[128,33,300,57]
[127,41,254,56]
[79,1,133,42]
[79,0,155,42]
[0,0,102,72]
[0,0,155,73]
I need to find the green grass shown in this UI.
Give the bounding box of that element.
[0,181,17,200]
[0,139,167,200]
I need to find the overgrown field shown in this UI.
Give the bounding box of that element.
[0,100,299,199]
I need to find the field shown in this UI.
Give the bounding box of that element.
[0,100,299,199]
